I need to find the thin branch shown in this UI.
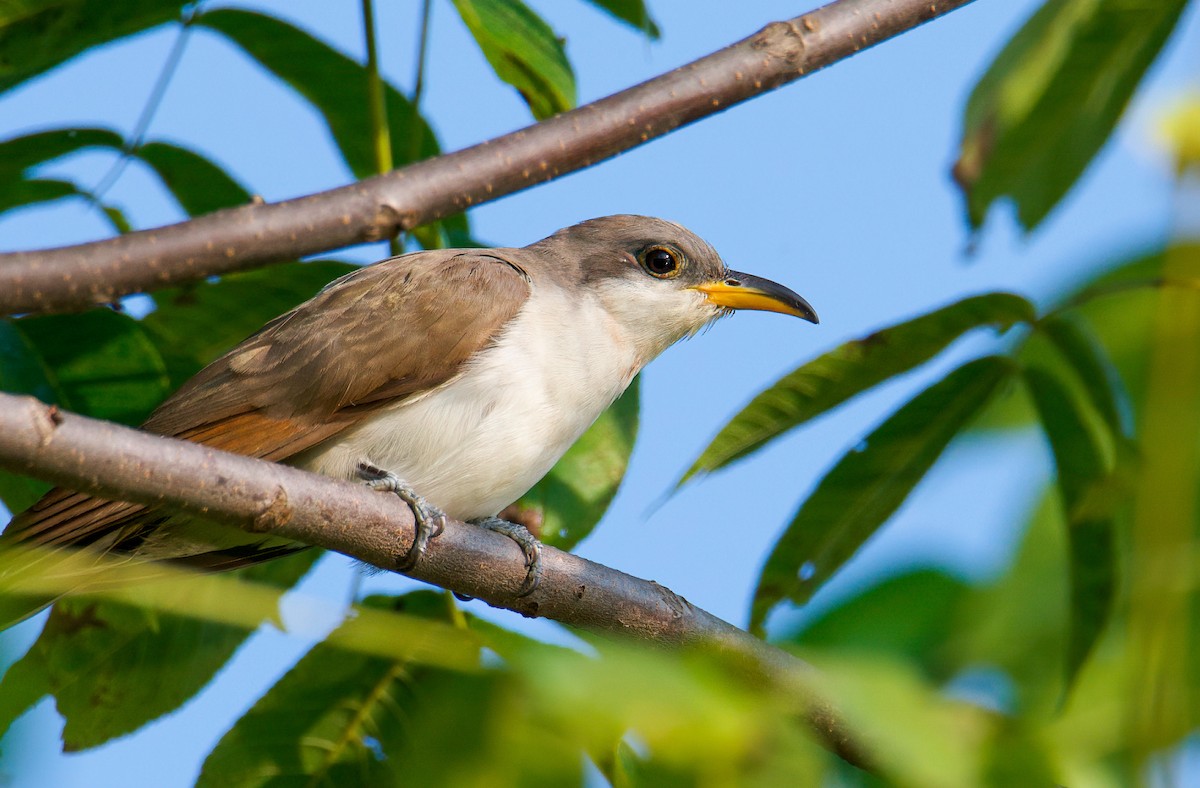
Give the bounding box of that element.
[92,10,198,200]
[0,0,977,315]
[0,391,868,767]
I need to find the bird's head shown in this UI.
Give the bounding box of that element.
[531,215,818,360]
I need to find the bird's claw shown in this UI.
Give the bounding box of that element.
[357,462,445,571]
[471,516,543,596]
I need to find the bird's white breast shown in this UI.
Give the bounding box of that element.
[294,284,642,522]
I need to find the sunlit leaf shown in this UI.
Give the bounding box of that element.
[1125,243,1200,752]
[1156,92,1200,172]
[954,0,1188,231]
[142,260,357,388]
[681,293,1034,486]
[198,591,477,787]
[451,0,576,120]
[0,550,318,751]
[0,1,186,94]
[196,9,438,179]
[513,377,638,549]
[13,310,170,425]
[809,654,983,787]
[582,0,660,39]
[134,140,251,216]
[751,356,1016,632]
[1023,366,1118,688]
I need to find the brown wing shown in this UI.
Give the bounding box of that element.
[4,250,531,563]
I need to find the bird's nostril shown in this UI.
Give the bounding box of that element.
[724,278,741,287]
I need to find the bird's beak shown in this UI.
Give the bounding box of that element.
[692,270,819,323]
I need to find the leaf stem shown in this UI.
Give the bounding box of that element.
[361,0,400,256]
[412,0,434,112]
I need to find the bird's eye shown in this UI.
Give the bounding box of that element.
[639,246,681,278]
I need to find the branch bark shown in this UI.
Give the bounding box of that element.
[0,391,869,767]
[0,0,977,315]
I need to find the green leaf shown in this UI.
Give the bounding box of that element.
[954,0,1189,231]
[0,322,57,512]
[513,377,639,549]
[198,591,476,787]
[451,0,576,120]
[0,128,139,226]
[142,260,357,389]
[0,2,185,94]
[681,293,1035,486]
[1036,313,1130,438]
[134,140,251,216]
[1023,366,1118,688]
[0,178,78,219]
[13,310,170,425]
[790,570,968,680]
[0,551,319,751]
[0,127,124,178]
[751,356,1016,632]
[196,9,439,179]
[582,0,660,39]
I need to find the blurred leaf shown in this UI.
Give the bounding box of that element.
[681,293,1034,486]
[1011,244,1200,430]
[954,0,1188,231]
[1125,243,1200,755]
[1156,91,1200,172]
[1023,366,1118,688]
[0,178,77,219]
[451,0,576,120]
[0,550,318,751]
[13,310,170,425]
[98,201,131,234]
[143,261,356,388]
[752,356,1015,632]
[196,9,439,179]
[0,1,186,94]
[134,140,251,216]
[582,0,660,39]
[198,591,482,787]
[514,376,638,549]
[950,492,1069,716]
[791,570,968,680]
[798,653,984,788]
[1036,313,1131,438]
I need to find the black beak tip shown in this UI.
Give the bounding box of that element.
[798,298,819,325]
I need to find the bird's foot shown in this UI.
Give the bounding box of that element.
[470,516,542,597]
[356,462,445,571]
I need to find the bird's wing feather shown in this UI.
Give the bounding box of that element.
[5,250,532,556]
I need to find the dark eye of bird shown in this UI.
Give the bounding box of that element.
[641,247,679,278]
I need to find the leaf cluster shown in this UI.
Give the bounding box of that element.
[1,0,1199,785]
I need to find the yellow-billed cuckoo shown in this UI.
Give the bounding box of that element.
[5,216,816,594]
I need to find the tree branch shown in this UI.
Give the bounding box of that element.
[0,391,869,767]
[0,0,977,315]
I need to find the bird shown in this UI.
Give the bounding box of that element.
[3,215,816,598]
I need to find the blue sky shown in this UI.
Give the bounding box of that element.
[1,0,1198,783]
